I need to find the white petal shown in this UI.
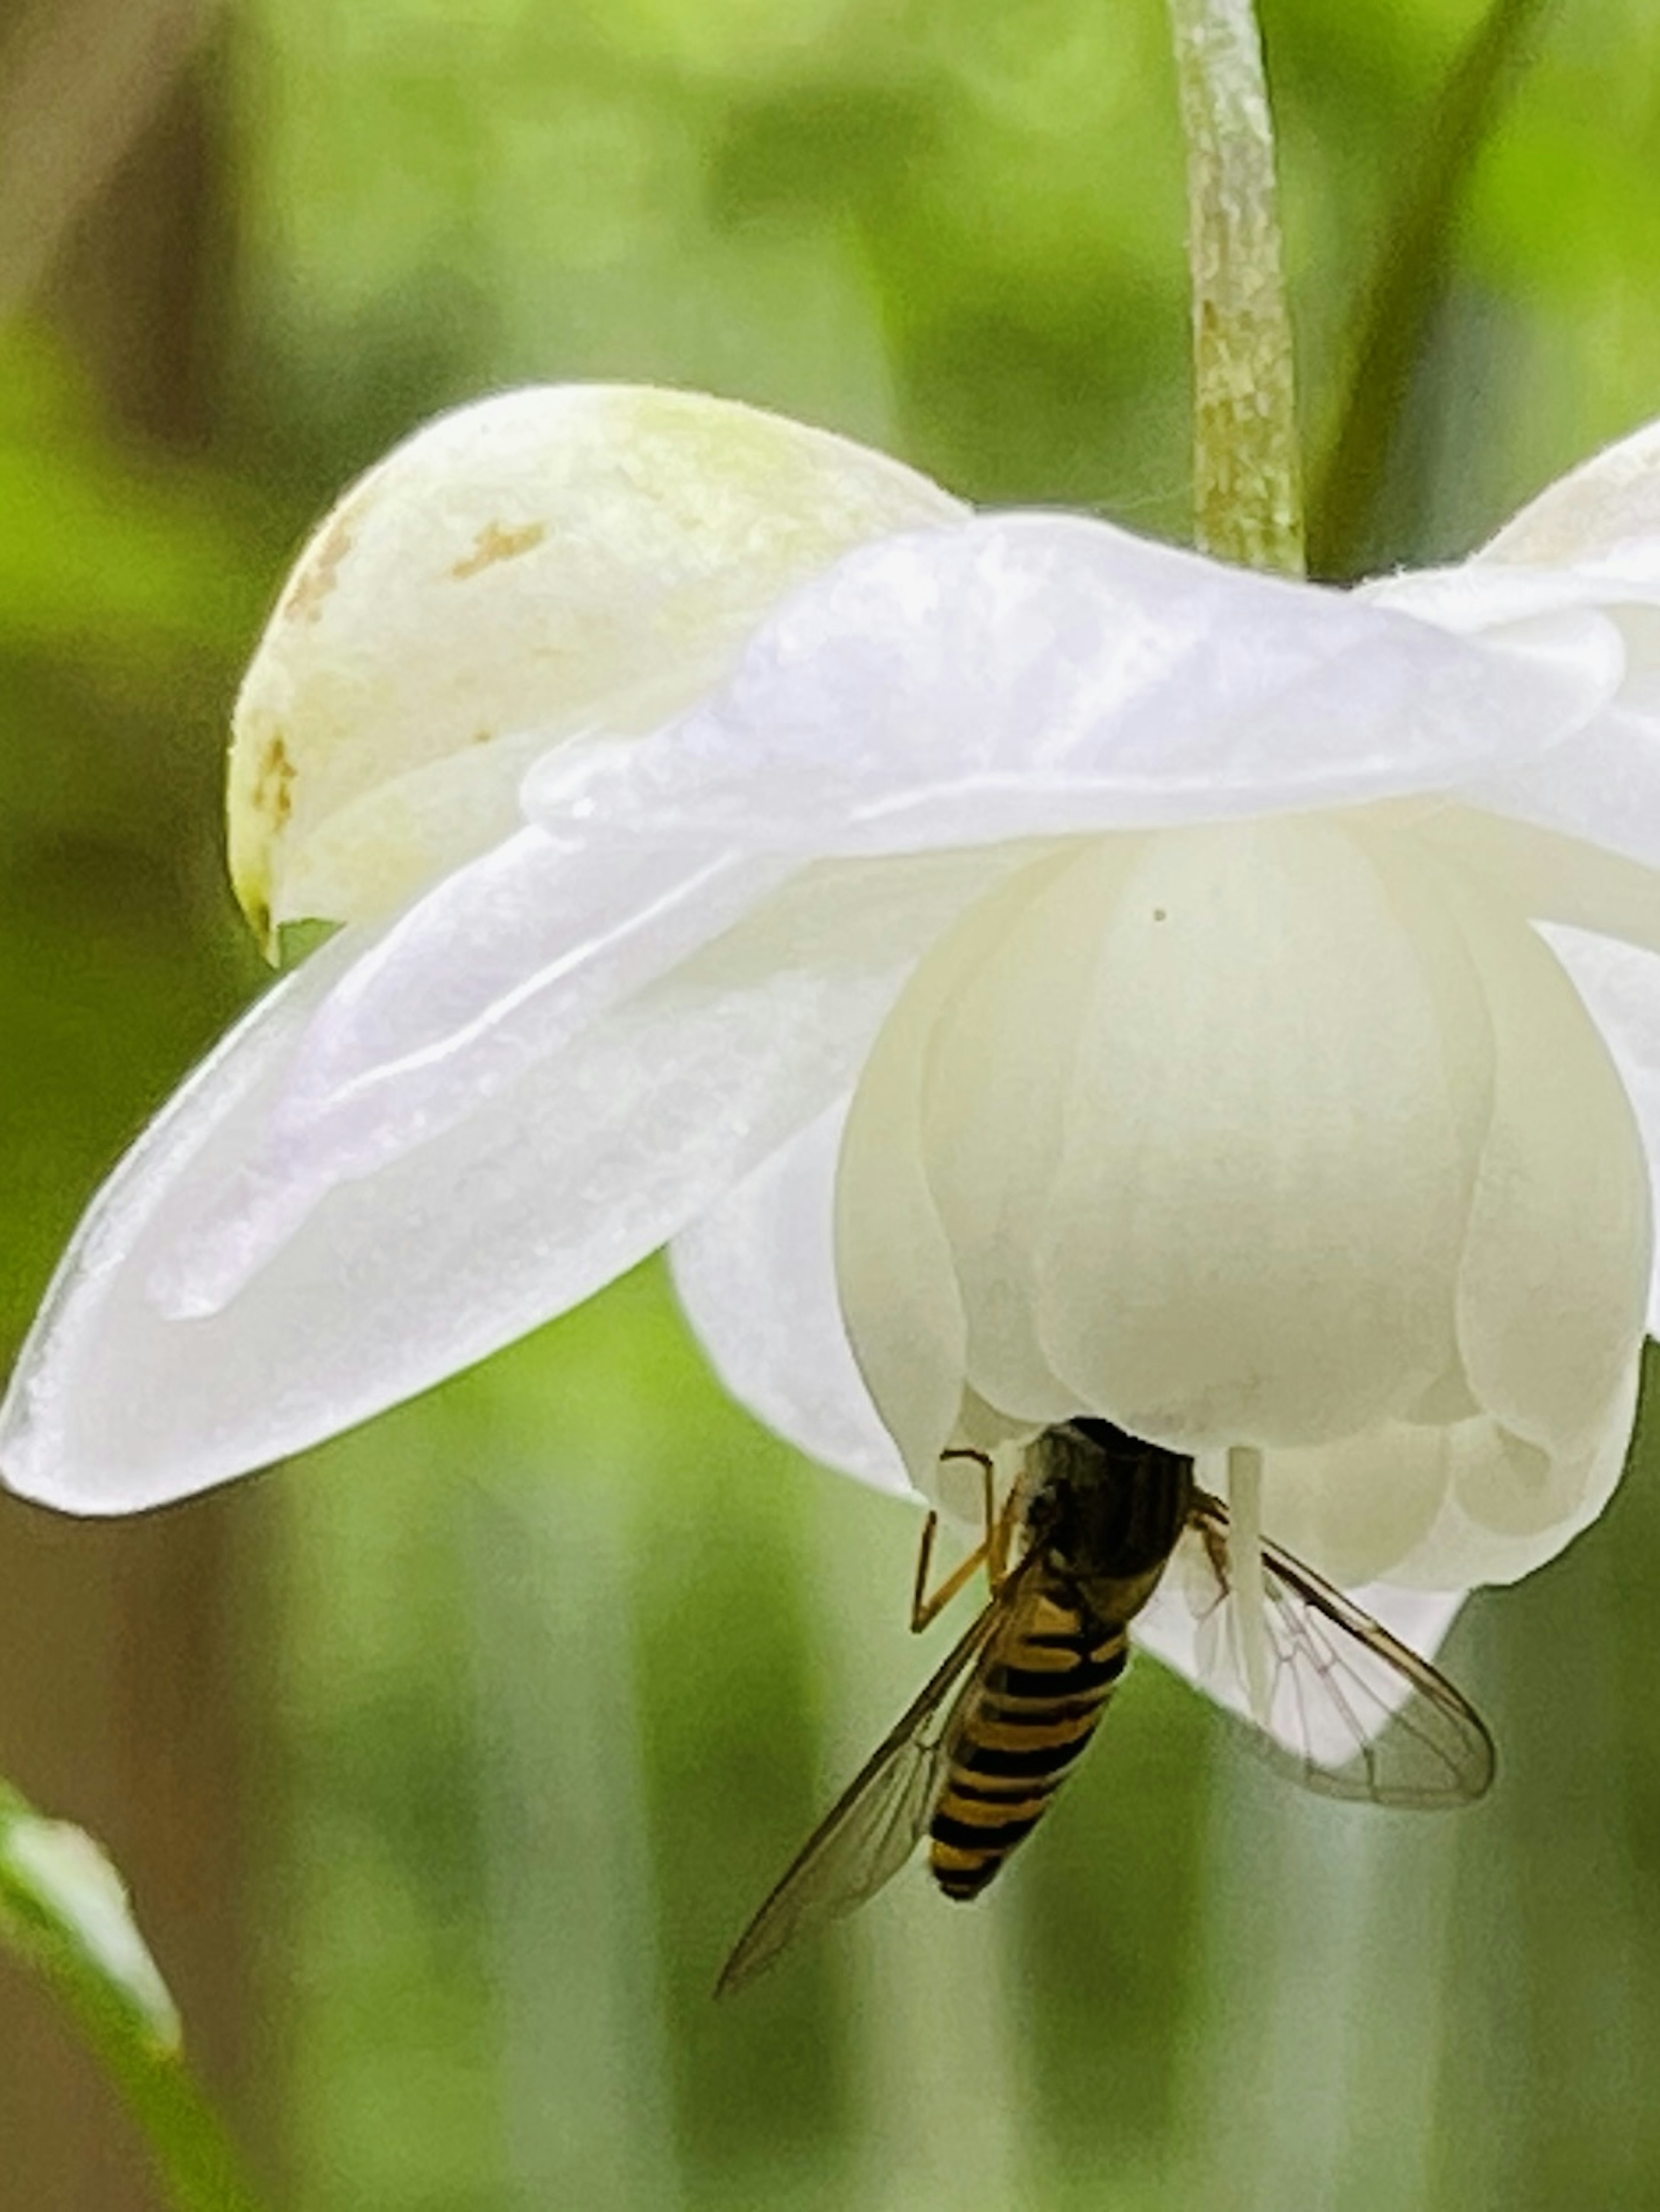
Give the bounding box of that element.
[1535,925,1660,1333]
[1462,693,1660,877]
[0,1003,807,1515]
[1439,873,1652,1459]
[160,846,1032,1321]
[1481,415,1660,578]
[229,384,963,934]
[1244,1372,1634,1593]
[523,514,1618,857]
[1364,561,1638,632]
[833,941,975,1494]
[1250,1424,1455,1590]
[239,823,794,1194]
[1368,559,1660,878]
[832,855,1089,1487]
[1413,808,1660,958]
[1032,819,1493,1449]
[669,1104,912,1495]
[265,728,549,934]
[1379,1360,1639,1590]
[919,846,1143,1426]
[0,855,1006,1512]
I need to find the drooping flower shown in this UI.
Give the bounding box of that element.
[3,384,1658,1710]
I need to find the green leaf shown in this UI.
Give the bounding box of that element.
[1308,0,1558,579]
[0,1782,268,2212]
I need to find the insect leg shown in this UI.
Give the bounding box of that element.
[910,1451,996,1632]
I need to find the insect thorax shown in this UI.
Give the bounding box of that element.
[1025,1418,1195,1623]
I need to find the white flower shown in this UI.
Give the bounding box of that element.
[3,383,1659,1706]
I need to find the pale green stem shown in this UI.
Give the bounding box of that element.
[65,2030,267,2212]
[1165,0,1306,574]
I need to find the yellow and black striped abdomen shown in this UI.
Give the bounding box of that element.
[928,1576,1127,1902]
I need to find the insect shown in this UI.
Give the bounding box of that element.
[716,1415,1494,1996]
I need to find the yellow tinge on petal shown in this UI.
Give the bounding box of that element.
[228,384,963,950]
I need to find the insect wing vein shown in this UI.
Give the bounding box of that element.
[1178,1492,1494,1807]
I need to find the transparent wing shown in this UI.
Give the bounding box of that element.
[716,1590,1012,1997]
[1149,1492,1494,1808]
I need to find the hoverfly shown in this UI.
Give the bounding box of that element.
[717,1415,1494,1995]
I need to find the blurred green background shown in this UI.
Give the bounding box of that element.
[3,0,1660,2206]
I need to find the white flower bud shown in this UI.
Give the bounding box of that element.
[835,816,1649,1590]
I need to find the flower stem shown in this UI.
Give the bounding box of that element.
[1165,0,1305,576]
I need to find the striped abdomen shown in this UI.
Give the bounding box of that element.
[928,1574,1127,1901]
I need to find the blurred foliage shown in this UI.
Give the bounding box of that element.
[1306,0,1555,578]
[6,0,1660,2207]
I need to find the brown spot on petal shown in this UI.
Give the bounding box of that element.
[470,728,495,746]
[253,732,297,830]
[450,519,547,578]
[284,513,358,623]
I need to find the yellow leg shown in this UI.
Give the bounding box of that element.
[910,1450,996,1632]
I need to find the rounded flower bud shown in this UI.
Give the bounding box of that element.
[836,815,1649,1588]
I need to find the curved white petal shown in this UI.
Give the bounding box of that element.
[246,823,793,1192]
[229,383,963,935]
[669,1104,912,1495]
[1462,694,1660,878]
[522,514,1619,859]
[1247,1366,1635,1595]
[1368,562,1660,878]
[0,853,1018,1513]
[1249,1421,1456,1590]
[1481,415,1660,578]
[1413,808,1660,958]
[920,846,1141,1426]
[1537,925,1660,1332]
[1379,1359,1639,1590]
[0,996,814,1513]
[833,914,980,1494]
[158,847,1033,1321]
[1364,563,1619,632]
[1439,869,1651,1459]
[832,855,1111,1489]
[1032,819,1493,1450]
[265,728,548,935]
